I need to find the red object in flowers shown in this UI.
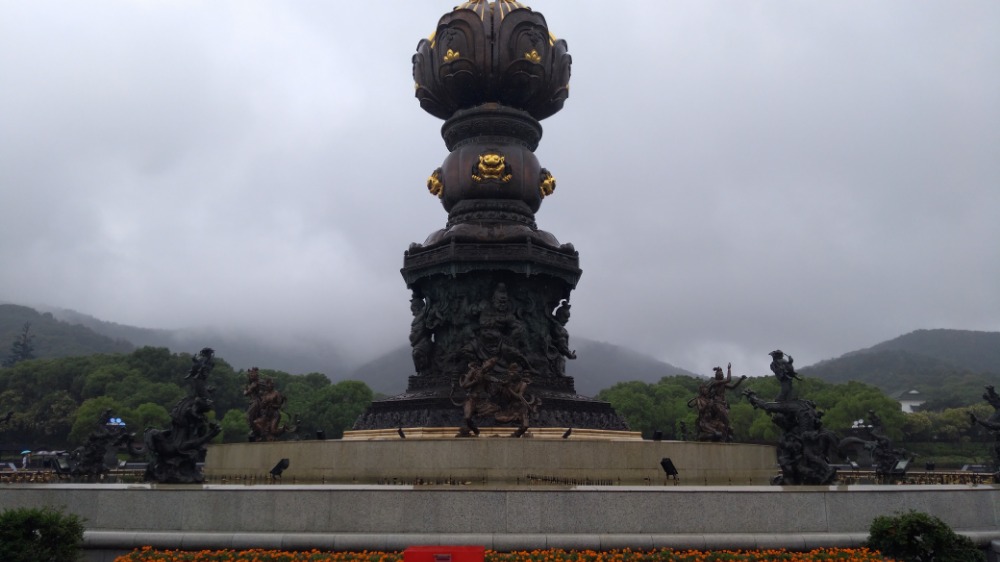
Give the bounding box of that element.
[403,545,485,562]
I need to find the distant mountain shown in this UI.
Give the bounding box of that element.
[566,339,700,395]
[27,305,349,377]
[799,329,1000,408]
[855,329,1000,374]
[0,304,134,359]
[349,338,699,396]
[13,301,997,409]
[802,348,979,387]
[349,345,411,395]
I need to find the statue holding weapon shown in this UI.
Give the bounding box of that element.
[769,349,801,401]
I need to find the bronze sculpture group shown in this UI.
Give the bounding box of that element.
[453,357,541,437]
[740,350,845,484]
[144,348,222,483]
[70,408,140,478]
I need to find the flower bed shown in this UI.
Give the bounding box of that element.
[114,546,894,562]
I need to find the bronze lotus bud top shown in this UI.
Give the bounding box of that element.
[413,0,572,121]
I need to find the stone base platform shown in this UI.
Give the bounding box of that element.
[204,431,777,485]
[2,484,1000,561]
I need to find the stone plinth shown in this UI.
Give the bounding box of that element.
[203,437,777,485]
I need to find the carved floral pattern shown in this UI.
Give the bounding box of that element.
[413,2,571,121]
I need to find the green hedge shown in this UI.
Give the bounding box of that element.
[0,506,85,562]
[866,509,984,562]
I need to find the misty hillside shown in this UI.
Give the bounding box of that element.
[0,304,134,358]
[8,302,999,408]
[40,306,175,348]
[799,329,1000,408]
[2,303,697,394]
[22,305,350,377]
[350,339,700,396]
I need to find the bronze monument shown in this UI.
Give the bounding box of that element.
[354,1,625,431]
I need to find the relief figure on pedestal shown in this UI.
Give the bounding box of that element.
[546,299,576,376]
[476,282,532,370]
[409,293,437,374]
[493,362,541,437]
[453,357,540,437]
[455,357,501,436]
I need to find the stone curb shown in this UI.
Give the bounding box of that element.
[85,529,1000,551]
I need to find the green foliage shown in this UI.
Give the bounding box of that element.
[866,510,985,562]
[0,506,85,562]
[219,409,248,443]
[298,380,374,439]
[895,404,994,466]
[69,396,122,445]
[0,345,374,448]
[131,402,171,432]
[596,377,703,439]
[597,374,909,446]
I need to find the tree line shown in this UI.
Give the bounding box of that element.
[0,346,372,451]
[1,346,996,466]
[596,374,998,465]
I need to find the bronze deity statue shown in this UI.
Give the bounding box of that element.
[745,350,842,485]
[769,349,800,401]
[244,367,298,442]
[688,363,746,442]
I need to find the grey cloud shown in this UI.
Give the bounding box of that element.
[1,1,998,376]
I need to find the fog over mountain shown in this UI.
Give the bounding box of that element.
[2,2,998,375]
[11,304,696,393]
[5,304,999,407]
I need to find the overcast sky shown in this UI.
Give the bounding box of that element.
[2,1,998,377]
